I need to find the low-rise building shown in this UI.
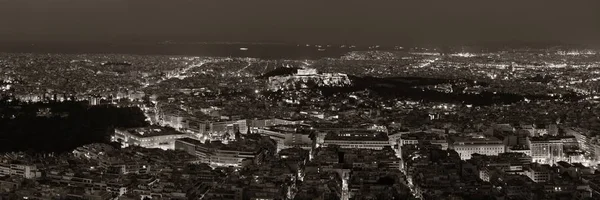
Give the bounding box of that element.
[449,136,505,160]
[175,136,270,168]
[0,163,41,179]
[525,163,552,183]
[398,132,448,150]
[255,124,314,152]
[529,136,568,164]
[113,126,190,150]
[323,131,390,150]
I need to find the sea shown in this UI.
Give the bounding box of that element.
[0,42,395,60]
[0,41,585,60]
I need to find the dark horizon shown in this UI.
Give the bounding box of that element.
[0,35,595,47]
[1,0,599,48]
[0,38,596,60]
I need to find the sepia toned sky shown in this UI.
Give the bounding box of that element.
[0,0,598,46]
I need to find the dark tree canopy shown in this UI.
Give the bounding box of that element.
[0,101,148,153]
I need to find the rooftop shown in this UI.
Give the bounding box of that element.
[401,132,446,141]
[557,161,572,168]
[176,138,204,146]
[199,139,262,152]
[530,135,576,142]
[450,136,502,144]
[572,163,588,169]
[267,124,313,135]
[324,131,389,141]
[509,145,530,150]
[116,126,185,138]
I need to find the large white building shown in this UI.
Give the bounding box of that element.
[449,136,505,160]
[186,119,250,140]
[247,118,301,129]
[322,131,390,150]
[175,138,266,168]
[296,68,318,75]
[529,137,566,164]
[565,128,591,156]
[255,125,313,152]
[155,106,189,130]
[113,126,190,150]
[210,120,248,137]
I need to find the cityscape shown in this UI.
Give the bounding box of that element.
[0,45,600,200]
[2,0,600,200]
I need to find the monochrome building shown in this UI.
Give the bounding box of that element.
[449,136,505,160]
[0,163,41,179]
[113,126,190,150]
[322,131,390,150]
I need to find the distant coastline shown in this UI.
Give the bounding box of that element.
[0,41,595,60]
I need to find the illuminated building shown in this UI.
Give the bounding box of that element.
[112,126,190,150]
[209,120,248,138]
[174,137,203,155]
[175,138,267,168]
[161,114,187,130]
[186,119,251,140]
[186,119,210,137]
[507,146,531,156]
[296,68,318,75]
[197,144,257,168]
[529,137,564,164]
[255,125,314,152]
[267,68,351,92]
[449,136,505,160]
[565,128,591,156]
[247,118,301,129]
[89,96,101,105]
[322,131,390,150]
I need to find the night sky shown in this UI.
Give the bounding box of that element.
[0,0,598,46]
